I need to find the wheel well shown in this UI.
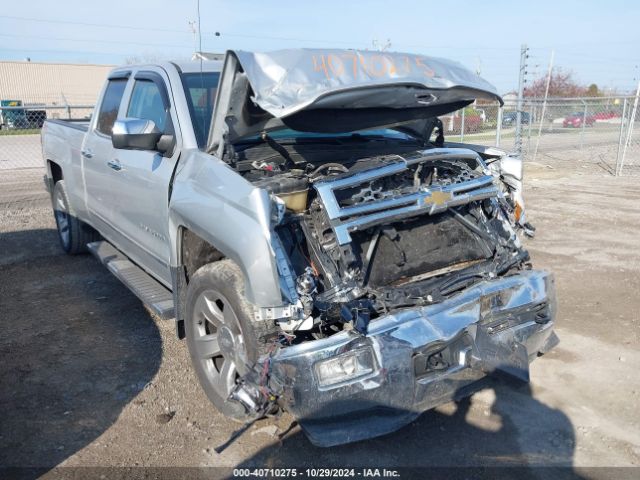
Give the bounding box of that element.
[180,228,225,283]
[48,160,63,184]
[175,228,226,339]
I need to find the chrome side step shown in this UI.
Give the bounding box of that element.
[87,241,175,320]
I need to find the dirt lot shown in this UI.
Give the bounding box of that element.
[1,164,639,477]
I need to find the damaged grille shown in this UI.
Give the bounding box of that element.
[353,213,491,288]
[313,148,500,245]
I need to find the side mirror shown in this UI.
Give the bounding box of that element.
[112,118,168,152]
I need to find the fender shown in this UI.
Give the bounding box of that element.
[168,148,284,308]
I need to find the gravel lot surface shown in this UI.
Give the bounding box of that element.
[0,164,639,478]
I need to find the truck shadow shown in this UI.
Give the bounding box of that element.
[0,228,162,476]
[237,376,582,477]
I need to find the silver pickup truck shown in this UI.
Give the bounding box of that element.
[42,49,557,447]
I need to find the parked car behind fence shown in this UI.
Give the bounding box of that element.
[563,112,595,128]
[502,111,531,127]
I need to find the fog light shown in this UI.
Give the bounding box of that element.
[314,348,375,388]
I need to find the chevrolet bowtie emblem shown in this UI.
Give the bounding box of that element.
[429,190,452,206]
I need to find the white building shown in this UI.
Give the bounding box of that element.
[0,61,114,106]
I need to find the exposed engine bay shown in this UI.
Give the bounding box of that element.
[234,137,531,341]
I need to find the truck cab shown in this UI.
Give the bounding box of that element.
[48,62,221,286]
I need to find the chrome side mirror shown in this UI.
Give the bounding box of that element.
[112,118,164,151]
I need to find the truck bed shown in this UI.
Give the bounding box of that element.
[45,118,90,132]
[41,119,91,199]
[42,119,90,159]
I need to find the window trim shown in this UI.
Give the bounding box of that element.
[95,77,129,137]
[108,70,131,80]
[134,71,170,110]
[126,78,170,133]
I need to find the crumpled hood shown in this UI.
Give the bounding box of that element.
[207,48,502,156]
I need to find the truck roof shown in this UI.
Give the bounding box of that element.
[109,60,223,76]
[174,60,223,74]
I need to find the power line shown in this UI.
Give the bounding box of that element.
[0,15,188,34]
[2,14,639,53]
[209,31,366,47]
[0,15,538,51]
[0,33,192,50]
[3,30,631,69]
[0,47,146,57]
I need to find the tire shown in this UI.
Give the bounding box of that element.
[184,260,278,420]
[52,180,100,254]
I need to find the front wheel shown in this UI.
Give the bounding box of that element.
[52,180,100,254]
[184,260,278,420]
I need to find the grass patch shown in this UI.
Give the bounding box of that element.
[0,128,41,136]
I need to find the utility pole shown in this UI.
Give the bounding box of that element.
[515,44,529,155]
[188,20,198,54]
[532,50,555,163]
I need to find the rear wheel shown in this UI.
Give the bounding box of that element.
[53,180,100,254]
[184,260,278,420]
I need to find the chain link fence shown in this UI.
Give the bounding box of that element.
[614,97,640,176]
[1,104,93,170]
[522,96,639,176]
[440,95,640,176]
[0,102,94,227]
[0,104,94,228]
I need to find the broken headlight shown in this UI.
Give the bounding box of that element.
[314,348,376,388]
[270,195,286,226]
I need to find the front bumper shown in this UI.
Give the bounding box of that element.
[269,270,557,447]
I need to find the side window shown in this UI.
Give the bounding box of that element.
[181,72,220,148]
[96,78,127,136]
[127,80,167,132]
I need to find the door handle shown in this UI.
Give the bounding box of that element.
[107,159,122,171]
[81,149,93,159]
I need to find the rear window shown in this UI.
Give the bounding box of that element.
[97,78,128,136]
[181,72,220,148]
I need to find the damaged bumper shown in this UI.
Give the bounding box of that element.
[268,270,557,447]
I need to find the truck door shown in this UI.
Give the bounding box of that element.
[104,68,180,286]
[82,73,130,240]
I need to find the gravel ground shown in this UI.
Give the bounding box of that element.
[0,164,639,478]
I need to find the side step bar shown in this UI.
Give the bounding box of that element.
[87,241,175,320]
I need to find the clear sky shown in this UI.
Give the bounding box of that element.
[1,0,638,94]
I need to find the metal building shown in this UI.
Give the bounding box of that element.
[0,60,114,106]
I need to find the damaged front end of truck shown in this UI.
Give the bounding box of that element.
[199,49,558,446]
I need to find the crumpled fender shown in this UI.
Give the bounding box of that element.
[168,148,284,307]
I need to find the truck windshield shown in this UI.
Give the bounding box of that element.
[181,72,221,148]
[181,71,420,149]
[236,128,417,145]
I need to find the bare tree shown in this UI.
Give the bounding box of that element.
[524,68,591,98]
[124,53,164,65]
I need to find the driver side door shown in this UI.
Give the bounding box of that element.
[107,68,180,286]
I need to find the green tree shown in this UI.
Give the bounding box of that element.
[586,84,600,97]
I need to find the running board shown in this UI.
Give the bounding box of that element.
[87,241,175,320]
